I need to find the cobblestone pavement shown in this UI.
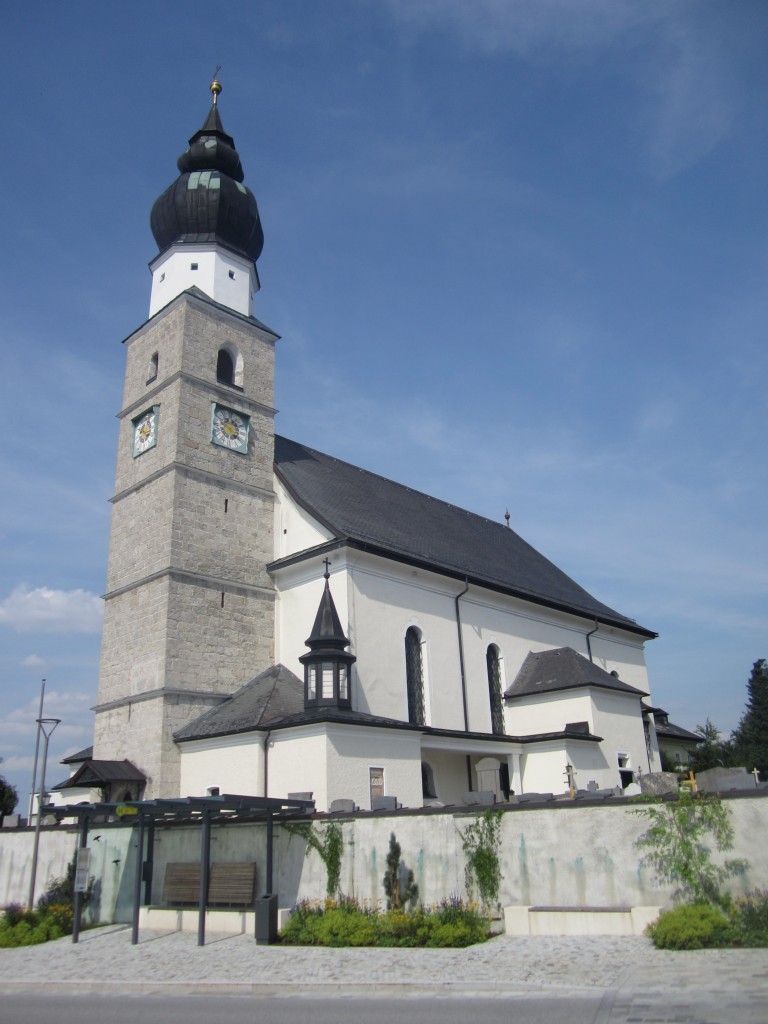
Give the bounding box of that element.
[0,926,766,1022]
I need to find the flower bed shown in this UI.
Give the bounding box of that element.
[279,895,490,947]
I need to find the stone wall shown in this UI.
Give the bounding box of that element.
[1,794,765,923]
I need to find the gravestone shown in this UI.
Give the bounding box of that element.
[639,772,679,796]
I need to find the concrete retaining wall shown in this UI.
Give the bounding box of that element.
[1,794,765,924]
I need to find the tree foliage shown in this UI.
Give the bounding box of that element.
[732,658,768,777]
[689,718,736,774]
[0,759,17,817]
[633,792,748,907]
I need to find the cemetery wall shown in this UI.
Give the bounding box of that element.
[1,793,765,924]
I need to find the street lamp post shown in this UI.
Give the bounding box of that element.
[27,717,61,910]
[27,678,46,823]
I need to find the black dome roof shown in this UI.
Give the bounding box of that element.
[150,90,264,263]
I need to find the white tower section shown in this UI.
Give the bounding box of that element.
[149,242,260,318]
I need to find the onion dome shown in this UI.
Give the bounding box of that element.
[150,79,264,263]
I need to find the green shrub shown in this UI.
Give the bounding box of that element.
[731,890,768,947]
[279,896,489,947]
[0,899,74,947]
[647,903,735,949]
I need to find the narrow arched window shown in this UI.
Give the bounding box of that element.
[421,761,437,799]
[405,627,425,725]
[146,351,158,384]
[217,348,235,385]
[486,644,505,735]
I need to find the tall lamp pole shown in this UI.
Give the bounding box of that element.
[27,717,60,910]
[27,678,46,823]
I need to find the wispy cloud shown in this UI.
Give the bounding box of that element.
[384,0,740,178]
[385,0,667,55]
[0,586,103,634]
[21,654,45,668]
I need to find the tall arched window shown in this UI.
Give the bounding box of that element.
[486,644,505,735]
[405,626,425,725]
[216,348,235,385]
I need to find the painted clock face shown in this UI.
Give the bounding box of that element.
[132,407,158,457]
[211,404,249,453]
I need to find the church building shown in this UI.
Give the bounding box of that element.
[80,81,664,812]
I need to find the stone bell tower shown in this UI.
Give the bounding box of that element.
[93,80,279,797]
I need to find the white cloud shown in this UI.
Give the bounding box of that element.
[0,691,93,746]
[21,654,46,668]
[0,585,103,634]
[385,0,667,55]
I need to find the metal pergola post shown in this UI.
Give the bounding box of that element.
[198,810,212,947]
[131,814,146,945]
[72,814,89,943]
[265,812,274,895]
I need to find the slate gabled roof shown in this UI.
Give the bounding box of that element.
[61,745,93,765]
[505,647,648,700]
[654,719,700,743]
[273,436,654,638]
[174,664,305,741]
[174,660,608,746]
[53,758,145,791]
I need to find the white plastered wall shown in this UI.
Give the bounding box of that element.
[149,245,257,318]
[178,733,265,797]
[266,724,423,811]
[271,493,654,730]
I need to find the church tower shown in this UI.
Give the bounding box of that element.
[93,81,279,797]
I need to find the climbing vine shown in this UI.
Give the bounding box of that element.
[459,808,503,911]
[285,821,344,898]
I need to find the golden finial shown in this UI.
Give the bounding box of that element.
[210,65,222,105]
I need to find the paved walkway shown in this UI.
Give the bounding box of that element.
[0,926,766,1022]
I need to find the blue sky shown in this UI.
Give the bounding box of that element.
[1,1,766,810]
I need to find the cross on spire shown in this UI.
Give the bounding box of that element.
[323,557,331,580]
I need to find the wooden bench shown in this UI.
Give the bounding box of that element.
[163,862,257,908]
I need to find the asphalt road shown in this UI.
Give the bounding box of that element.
[0,993,607,1024]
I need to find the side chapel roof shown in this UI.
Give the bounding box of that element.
[505,646,648,700]
[273,436,655,638]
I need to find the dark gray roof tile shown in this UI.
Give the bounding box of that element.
[273,436,654,637]
[174,664,305,741]
[506,647,648,700]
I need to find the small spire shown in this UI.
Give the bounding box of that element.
[210,66,222,106]
[504,508,511,528]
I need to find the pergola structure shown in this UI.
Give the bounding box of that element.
[43,793,315,946]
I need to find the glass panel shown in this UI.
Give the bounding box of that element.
[321,662,334,699]
[307,665,317,701]
[339,664,348,701]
